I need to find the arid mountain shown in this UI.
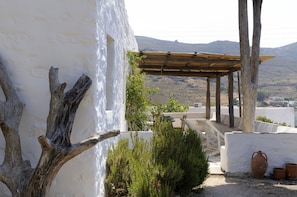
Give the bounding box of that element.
[136,36,297,105]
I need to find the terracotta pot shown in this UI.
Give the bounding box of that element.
[273,168,286,180]
[286,163,297,180]
[251,151,268,178]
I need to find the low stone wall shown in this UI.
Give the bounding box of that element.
[221,132,297,176]
[190,106,295,127]
[221,114,297,133]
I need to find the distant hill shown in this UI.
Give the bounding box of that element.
[136,36,297,105]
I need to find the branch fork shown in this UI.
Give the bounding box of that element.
[0,63,119,197]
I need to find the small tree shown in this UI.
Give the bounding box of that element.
[239,0,263,132]
[257,91,269,102]
[151,94,189,126]
[152,122,208,196]
[126,51,156,131]
[164,94,189,113]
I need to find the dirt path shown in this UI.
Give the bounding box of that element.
[191,175,297,197]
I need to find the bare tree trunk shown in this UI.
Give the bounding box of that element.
[0,59,119,197]
[239,0,262,132]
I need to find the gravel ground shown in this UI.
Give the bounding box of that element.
[190,175,297,197]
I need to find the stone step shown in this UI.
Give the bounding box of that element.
[208,157,224,175]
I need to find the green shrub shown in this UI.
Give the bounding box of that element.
[105,139,131,196]
[256,116,287,126]
[125,51,158,131]
[105,134,159,197]
[256,116,273,123]
[175,129,209,195]
[164,94,189,112]
[152,122,208,196]
[105,124,208,197]
[151,94,189,117]
[126,51,149,131]
[128,134,158,197]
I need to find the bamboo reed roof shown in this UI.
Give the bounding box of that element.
[136,51,274,78]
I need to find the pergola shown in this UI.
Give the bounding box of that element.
[136,51,274,127]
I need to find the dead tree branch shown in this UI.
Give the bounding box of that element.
[0,61,120,197]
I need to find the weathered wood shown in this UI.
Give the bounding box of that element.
[228,72,234,127]
[237,71,242,117]
[23,131,119,197]
[206,78,211,119]
[0,62,120,197]
[215,76,221,123]
[138,51,273,78]
[239,0,262,132]
[0,59,27,197]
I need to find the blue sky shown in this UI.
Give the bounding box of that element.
[125,0,297,48]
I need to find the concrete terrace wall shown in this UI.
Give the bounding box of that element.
[189,106,295,127]
[220,114,297,177]
[221,132,297,176]
[0,1,137,196]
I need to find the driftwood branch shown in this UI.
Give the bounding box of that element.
[0,60,25,167]
[0,62,120,197]
[68,130,120,160]
[46,67,92,147]
[0,58,28,197]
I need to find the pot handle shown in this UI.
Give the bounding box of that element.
[262,152,268,161]
[251,152,257,159]
[251,151,268,161]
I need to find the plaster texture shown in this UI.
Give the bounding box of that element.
[0,0,137,196]
[221,132,297,176]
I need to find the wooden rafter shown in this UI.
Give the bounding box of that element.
[136,51,274,77]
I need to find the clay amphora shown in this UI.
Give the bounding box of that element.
[251,151,268,178]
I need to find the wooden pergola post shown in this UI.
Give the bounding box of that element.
[216,75,221,123]
[228,72,234,127]
[206,77,211,119]
[237,71,242,117]
[136,51,274,125]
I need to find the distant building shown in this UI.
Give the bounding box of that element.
[269,96,285,101]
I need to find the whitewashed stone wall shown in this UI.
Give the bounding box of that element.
[221,132,297,176]
[0,0,137,196]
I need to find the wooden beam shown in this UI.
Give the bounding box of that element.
[142,58,241,64]
[142,71,224,78]
[237,71,242,117]
[216,76,221,123]
[139,64,241,71]
[228,72,234,127]
[206,78,211,119]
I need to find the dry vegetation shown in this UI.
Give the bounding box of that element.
[145,75,235,106]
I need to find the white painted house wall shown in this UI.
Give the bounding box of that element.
[0,0,137,196]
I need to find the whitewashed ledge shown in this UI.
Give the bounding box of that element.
[221,131,297,176]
